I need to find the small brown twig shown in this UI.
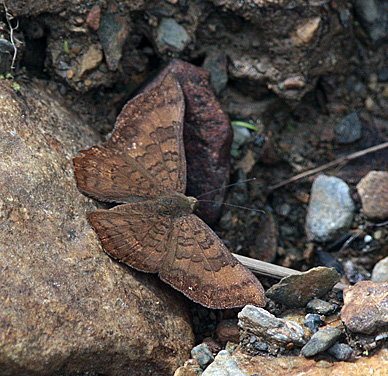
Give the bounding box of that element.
[269,141,388,191]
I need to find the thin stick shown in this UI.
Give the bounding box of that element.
[2,1,18,71]
[233,253,349,291]
[269,141,388,191]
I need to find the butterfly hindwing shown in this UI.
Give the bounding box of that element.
[73,74,186,203]
[159,214,266,309]
[89,202,173,273]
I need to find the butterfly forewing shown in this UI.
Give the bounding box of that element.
[74,74,186,203]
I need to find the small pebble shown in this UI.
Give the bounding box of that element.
[75,44,103,80]
[278,203,291,216]
[304,313,324,333]
[372,256,388,283]
[86,5,101,31]
[306,174,355,242]
[365,96,375,111]
[306,298,338,316]
[232,123,251,150]
[357,171,388,221]
[327,343,353,360]
[301,327,343,357]
[156,18,190,52]
[374,230,383,240]
[191,343,214,369]
[335,112,362,144]
[202,50,228,94]
[216,320,239,344]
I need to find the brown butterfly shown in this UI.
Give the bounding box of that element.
[73,73,265,309]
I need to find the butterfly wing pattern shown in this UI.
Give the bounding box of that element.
[74,74,266,309]
[74,74,186,203]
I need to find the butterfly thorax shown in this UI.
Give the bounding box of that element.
[155,192,197,217]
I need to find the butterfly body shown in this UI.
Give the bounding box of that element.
[74,73,266,309]
[152,193,197,217]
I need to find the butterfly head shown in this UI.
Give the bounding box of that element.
[187,196,198,212]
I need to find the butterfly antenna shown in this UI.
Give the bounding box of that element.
[196,178,257,199]
[198,199,265,214]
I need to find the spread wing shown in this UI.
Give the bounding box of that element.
[88,202,172,273]
[160,214,266,309]
[73,74,186,203]
[89,202,266,309]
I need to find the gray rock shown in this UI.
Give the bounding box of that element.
[353,0,388,45]
[306,174,355,242]
[301,327,343,357]
[335,112,362,144]
[0,80,194,375]
[372,256,388,283]
[232,123,251,150]
[156,18,190,53]
[266,267,340,308]
[202,350,246,376]
[0,38,14,74]
[203,50,228,94]
[306,298,338,316]
[327,343,353,361]
[238,305,307,355]
[191,343,214,369]
[98,6,129,71]
[304,314,324,333]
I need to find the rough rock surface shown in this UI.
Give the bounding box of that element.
[238,305,307,355]
[341,280,388,335]
[210,0,353,103]
[9,0,353,102]
[232,347,388,376]
[266,267,341,308]
[0,80,194,375]
[202,350,246,376]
